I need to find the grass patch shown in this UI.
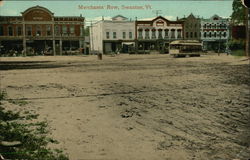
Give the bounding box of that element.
[0,90,68,160]
[231,50,246,57]
[8,99,29,106]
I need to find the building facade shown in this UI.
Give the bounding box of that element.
[90,15,135,54]
[135,16,183,53]
[0,6,84,56]
[200,15,229,51]
[180,13,201,40]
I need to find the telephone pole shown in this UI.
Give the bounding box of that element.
[153,10,162,17]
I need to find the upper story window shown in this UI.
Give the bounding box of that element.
[145,30,149,39]
[129,32,132,39]
[151,29,156,39]
[158,29,163,39]
[55,25,60,36]
[122,32,126,39]
[190,32,193,38]
[204,32,206,38]
[106,32,110,39]
[171,29,175,38]
[223,32,227,37]
[186,32,189,38]
[194,32,197,38]
[113,32,116,39]
[36,25,41,36]
[177,29,182,38]
[46,25,51,36]
[70,25,75,34]
[26,26,32,36]
[203,24,206,29]
[0,26,3,36]
[138,29,143,39]
[164,29,169,38]
[8,26,13,36]
[62,25,67,35]
[17,26,22,36]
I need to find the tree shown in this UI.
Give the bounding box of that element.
[231,0,246,24]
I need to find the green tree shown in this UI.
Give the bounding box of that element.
[231,0,246,24]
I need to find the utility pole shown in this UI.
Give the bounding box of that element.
[153,10,162,17]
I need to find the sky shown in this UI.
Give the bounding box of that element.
[0,0,234,25]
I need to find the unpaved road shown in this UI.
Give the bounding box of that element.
[0,54,250,160]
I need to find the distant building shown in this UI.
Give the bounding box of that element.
[0,5,84,55]
[200,15,229,51]
[135,16,183,53]
[179,13,201,40]
[90,15,135,54]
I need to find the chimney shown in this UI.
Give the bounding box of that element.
[177,16,179,21]
[102,16,104,21]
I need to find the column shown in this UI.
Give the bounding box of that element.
[60,39,62,55]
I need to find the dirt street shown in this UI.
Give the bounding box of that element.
[0,54,249,160]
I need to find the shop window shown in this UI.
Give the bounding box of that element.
[0,26,3,36]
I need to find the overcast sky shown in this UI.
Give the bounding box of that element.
[0,0,233,25]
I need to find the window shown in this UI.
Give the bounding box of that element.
[36,25,41,36]
[186,32,189,38]
[190,32,193,38]
[46,25,51,36]
[113,32,116,39]
[26,26,32,36]
[122,32,126,39]
[204,32,206,38]
[8,26,13,36]
[171,29,175,38]
[158,29,163,39]
[62,25,67,35]
[55,25,60,35]
[194,32,197,38]
[177,30,181,38]
[0,26,3,36]
[209,32,212,37]
[138,30,143,39]
[129,32,132,39]
[223,32,227,37]
[214,32,216,37]
[164,29,169,38]
[151,29,156,39]
[17,26,22,36]
[106,32,109,39]
[70,25,74,34]
[203,24,206,29]
[145,30,149,39]
[218,32,222,37]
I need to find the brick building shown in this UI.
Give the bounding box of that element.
[0,5,84,56]
[179,13,201,40]
[135,16,183,53]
